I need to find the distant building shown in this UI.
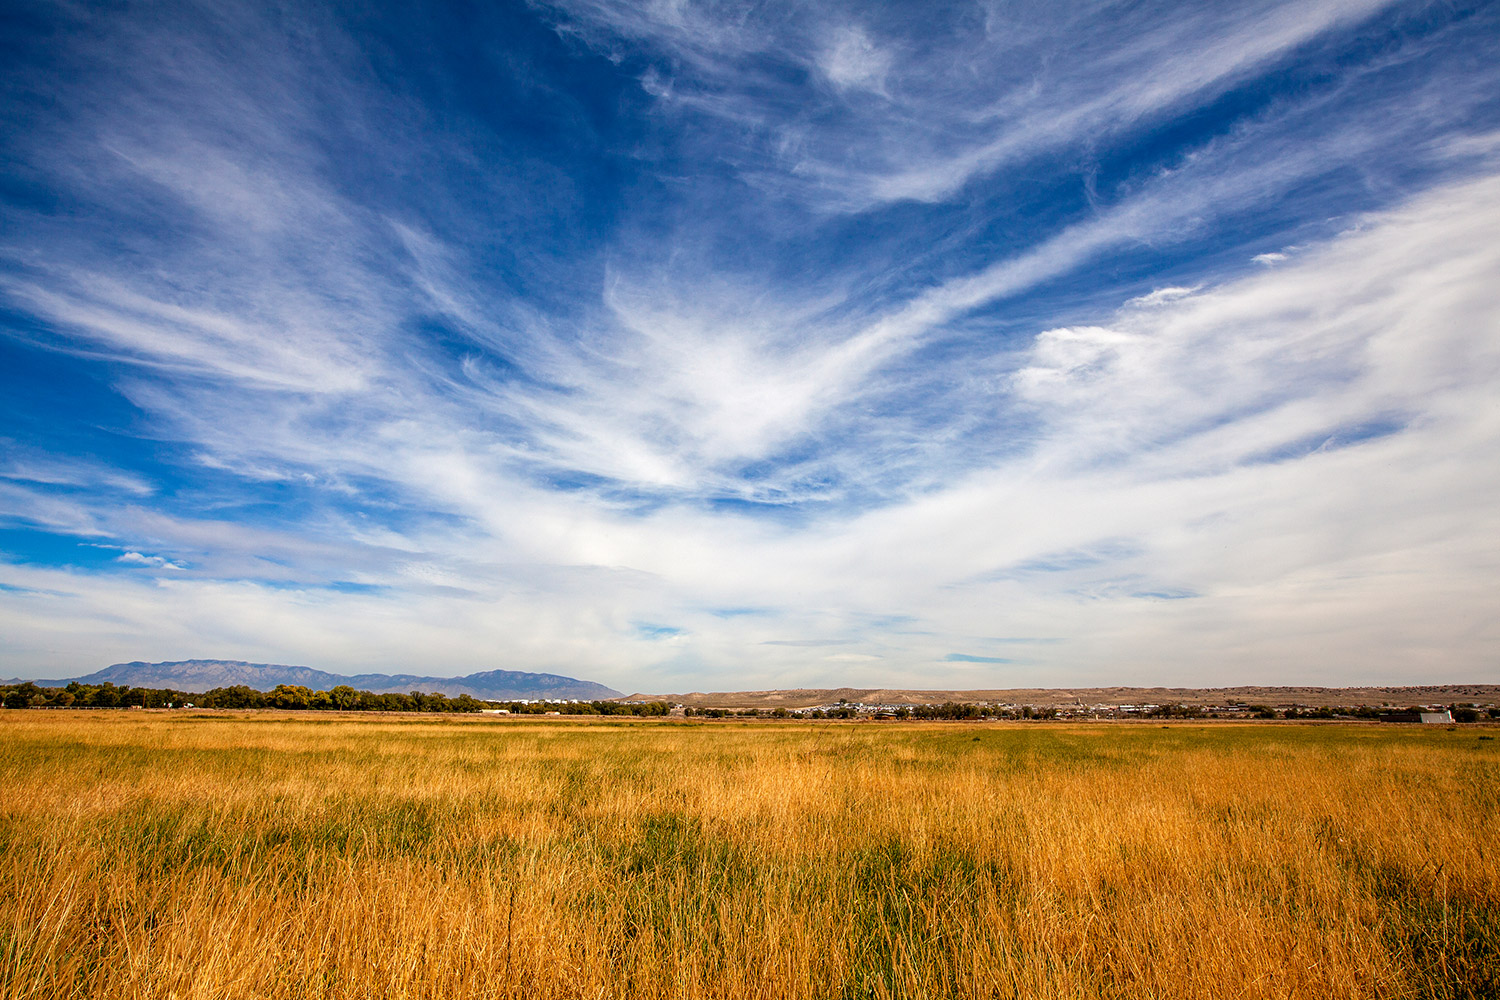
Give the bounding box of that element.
[1382,710,1455,724]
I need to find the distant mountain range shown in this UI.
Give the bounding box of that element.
[11,659,621,701]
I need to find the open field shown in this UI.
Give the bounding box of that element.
[2,712,1497,999]
[644,685,1500,710]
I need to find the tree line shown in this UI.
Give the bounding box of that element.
[5,681,1493,721]
[0,681,490,712]
[490,700,670,716]
[0,681,676,716]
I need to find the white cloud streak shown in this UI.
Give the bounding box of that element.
[3,172,1498,684]
[540,0,1404,208]
[2,0,1497,686]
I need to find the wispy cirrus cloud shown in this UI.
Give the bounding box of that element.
[539,0,1411,208]
[0,0,1496,686]
[0,447,155,498]
[4,171,1496,684]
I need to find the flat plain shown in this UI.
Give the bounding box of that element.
[1,712,1496,999]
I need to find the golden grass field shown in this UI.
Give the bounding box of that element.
[1,712,1496,999]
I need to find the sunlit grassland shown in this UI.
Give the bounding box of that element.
[1,712,1496,999]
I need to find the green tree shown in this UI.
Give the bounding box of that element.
[268,685,313,709]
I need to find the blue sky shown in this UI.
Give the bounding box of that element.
[2,0,1498,689]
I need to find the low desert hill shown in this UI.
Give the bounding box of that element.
[633,684,1500,710]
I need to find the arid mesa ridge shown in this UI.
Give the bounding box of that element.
[634,684,1500,710]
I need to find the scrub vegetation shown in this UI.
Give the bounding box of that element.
[1,712,1496,999]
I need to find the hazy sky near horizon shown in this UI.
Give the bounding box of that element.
[2,0,1498,690]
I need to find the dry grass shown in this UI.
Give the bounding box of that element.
[1,712,1496,999]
